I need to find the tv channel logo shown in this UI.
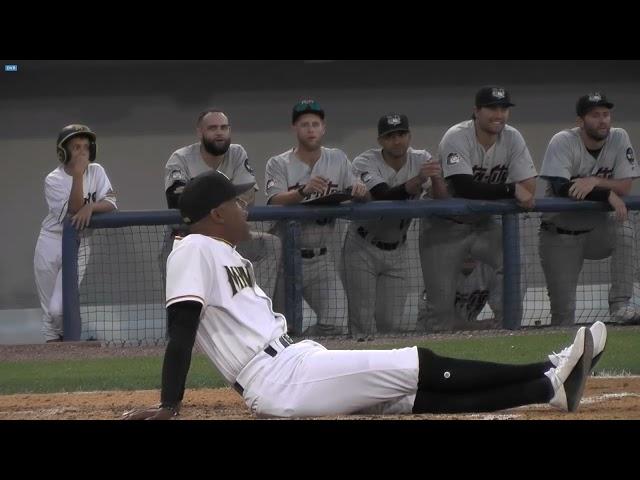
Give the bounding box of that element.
[5,64,18,72]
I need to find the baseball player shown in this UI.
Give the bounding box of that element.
[122,170,606,419]
[265,99,368,336]
[160,109,281,299]
[539,92,639,325]
[418,257,502,331]
[33,125,117,342]
[419,86,537,332]
[343,114,448,341]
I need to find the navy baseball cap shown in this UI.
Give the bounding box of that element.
[475,86,515,108]
[179,171,254,225]
[292,99,325,124]
[378,113,410,137]
[576,92,614,117]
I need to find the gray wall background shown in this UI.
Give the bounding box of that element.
[2,59,640,309]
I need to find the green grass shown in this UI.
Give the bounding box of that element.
[2,330,639,395]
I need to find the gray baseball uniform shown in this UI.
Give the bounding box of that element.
[265,146,355,334]
[539,127,638,325]
[417,262,501,330]
[419,119,536,331]
[344,147,431,338]
[161,142,281,298]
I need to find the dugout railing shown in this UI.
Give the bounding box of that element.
[62,197,640,343]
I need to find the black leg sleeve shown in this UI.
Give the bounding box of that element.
[417,347,551,393]
[412,377,553,414]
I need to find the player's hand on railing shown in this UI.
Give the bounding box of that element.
[350,181,368,200]
[70,203,93,230]
[122,403,180,420]
[568,177,599,200]
[302,176,330,196]
[608,191,628,222]
[514,183,535,210]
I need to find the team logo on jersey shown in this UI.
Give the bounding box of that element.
[627,147,635,164]
[360,171,372,183]
[266,178,275,191]
[170,169,186,182]
[244,158,255,174]
[491,88,506,100]
[224,266,255,296]
[386,115,402,126]
[447,153,461,165]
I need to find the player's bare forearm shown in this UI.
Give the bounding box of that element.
[429,176,449,199]
[592,177,632,196]
[91,200,117,213]
[516,177,537,196]
[268,190,305,205]
[67,175,86,214]
[404,175,425,196]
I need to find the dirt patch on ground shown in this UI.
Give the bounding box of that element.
[1,377,638,420]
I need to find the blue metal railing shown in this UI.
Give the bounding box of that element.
[62,196,640,341]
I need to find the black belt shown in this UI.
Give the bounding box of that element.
[357,226,406,251]
[540,222,592,236]
[232,334,294,396]
[300,247,327,259]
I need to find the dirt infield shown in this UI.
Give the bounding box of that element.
[1,377,639,420]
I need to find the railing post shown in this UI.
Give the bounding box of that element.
[62,218,82,341]
[283,220,303,335]
[502,213,522,330]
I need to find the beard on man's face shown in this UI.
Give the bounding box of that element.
[202,137,231,156]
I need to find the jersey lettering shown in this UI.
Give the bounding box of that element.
[472,165,508,184]
[225,266,255,296]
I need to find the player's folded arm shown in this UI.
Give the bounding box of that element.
[543,176,611,202]
[160,300,203,411]
[369,182,413,200]
[448,174,515,200]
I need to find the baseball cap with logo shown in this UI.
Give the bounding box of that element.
[576,92,614,117]
[475,86,515,108]
[178,171,254,225]
[292,99,325,124]
[378,113,410,137]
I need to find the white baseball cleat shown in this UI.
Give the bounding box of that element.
[548,321,607,372]
[546,327,593,412]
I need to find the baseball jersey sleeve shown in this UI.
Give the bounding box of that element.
[440,132,474,178]
[231,145,259,189]
[506,129,537,182]
[164,152,190,192]
[92,164,118,208]
[352,152,384,190]
[44,174,71,223]
[166,242,211,308]
[540,132,574,181]
[612,129,639,179]
[265,156,289,202]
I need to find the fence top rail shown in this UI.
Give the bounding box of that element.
[83,196,640,228]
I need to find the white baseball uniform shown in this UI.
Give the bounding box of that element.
[166,234,419,418]
[539,127,639,324]
[344,147,432,338]
[161,142,281,298]
[33,163,117,341]
[419,119,536,331]
[265,146,356,334]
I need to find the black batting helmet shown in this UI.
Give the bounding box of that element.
[56,124,97,163]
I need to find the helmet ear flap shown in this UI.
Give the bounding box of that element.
[57,145,68,163]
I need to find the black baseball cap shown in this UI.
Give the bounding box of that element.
[378,113,410,137]
[475,86,515,108]
[178,171,254,225]
[576,92,614,117]
[292,99,325,124]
